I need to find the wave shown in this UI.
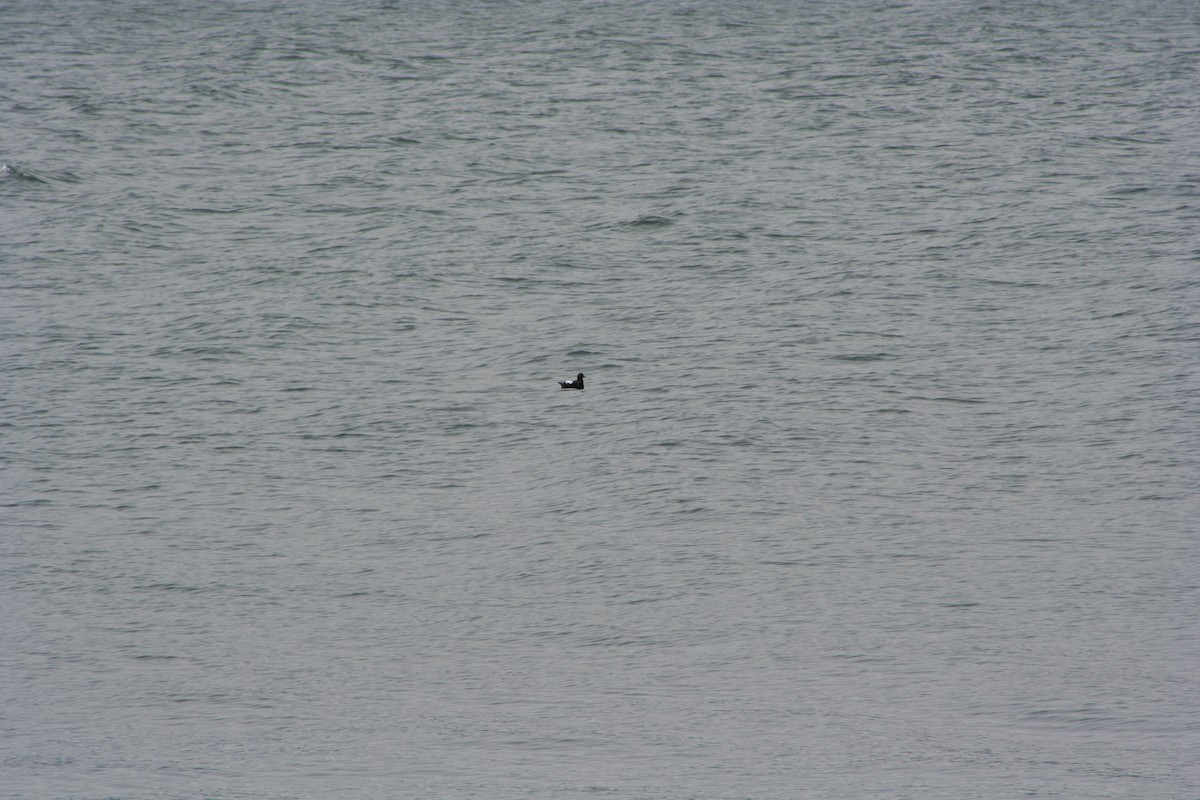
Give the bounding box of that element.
[0,163,80,184]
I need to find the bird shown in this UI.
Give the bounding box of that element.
[559,372,585,390]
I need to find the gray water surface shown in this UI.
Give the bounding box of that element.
[2,1,1198,798]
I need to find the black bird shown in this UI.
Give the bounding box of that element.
[559,372,585,390]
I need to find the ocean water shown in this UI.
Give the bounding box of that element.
[2,1,1198,798]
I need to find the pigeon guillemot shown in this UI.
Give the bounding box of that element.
[559,372,585,390]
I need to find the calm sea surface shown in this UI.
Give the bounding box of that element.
[2,1,1198,798]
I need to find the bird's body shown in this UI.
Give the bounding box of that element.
[559,372,585,390]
